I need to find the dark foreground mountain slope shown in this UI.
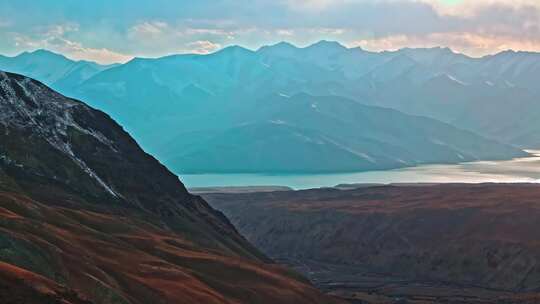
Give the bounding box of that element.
[0,71,342,304]
[204,184,540,303]
[0,261,92,304]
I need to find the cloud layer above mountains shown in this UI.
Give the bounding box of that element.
[0,0,538,63]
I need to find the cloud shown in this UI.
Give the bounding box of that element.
[425,0,540,16]
[121,0,540,57]
[2,0,540,60]
[312,28,346,35]
[12,23,80,49]
[284,0,348,11]
[186,40,222,54]
[0,19,10,28]
[125,20,252,56]
[129,20,247,40]
[50,39,133,64]
[278,0,540,55]
[276,29,295,36]
[12,23,132,64]
[129,21,169,38]
[352,32,540,57]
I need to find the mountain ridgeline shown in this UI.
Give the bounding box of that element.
[0,71,342,304]
[1,42,538,173]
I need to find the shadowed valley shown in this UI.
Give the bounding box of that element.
[204,184,540,303]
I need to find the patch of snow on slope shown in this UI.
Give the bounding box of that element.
[0,71,121,198]
[278,93,290,98]
[270,119,286,125]
[504,80,515,88]
[446,74,468,86]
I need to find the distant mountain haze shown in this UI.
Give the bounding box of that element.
[0,42,537,173]
[0,49,117,93]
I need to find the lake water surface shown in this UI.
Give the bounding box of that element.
[180,150,540,190]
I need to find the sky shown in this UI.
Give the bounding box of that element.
[0,0,539,64]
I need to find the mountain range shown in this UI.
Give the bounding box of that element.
[1,42,539,173]
[0,71,341,304]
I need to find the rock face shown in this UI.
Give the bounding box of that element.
[204,184,540,303]
[0,71,343,304]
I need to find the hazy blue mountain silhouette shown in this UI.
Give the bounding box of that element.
[0,43,536,173]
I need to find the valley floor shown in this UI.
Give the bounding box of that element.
[202,183,540,304]
[281,257,539,304]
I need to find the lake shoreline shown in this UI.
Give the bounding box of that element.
[181,151,540,190]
